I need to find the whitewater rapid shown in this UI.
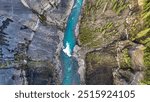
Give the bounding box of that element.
[61,0,83,85]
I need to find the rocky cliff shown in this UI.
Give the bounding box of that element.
[78,0,150,85]
[0,0,149,85]
[0,0,72,85]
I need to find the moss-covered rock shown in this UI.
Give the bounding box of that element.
[86,51,117,84]
[120,49,132,69]
[79,0,149,84]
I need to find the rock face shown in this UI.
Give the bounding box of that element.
[85,51,116,85]
[129,45,145,71]
[78,0,147,85]
[26,61,55,85]
[0,0,148,85]
[0,68,27,85]
[0,0,72,84]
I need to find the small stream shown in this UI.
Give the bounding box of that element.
[60,0,83,85]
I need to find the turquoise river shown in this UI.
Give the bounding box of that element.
[60,0,83,85]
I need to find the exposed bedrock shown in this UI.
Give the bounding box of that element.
[0,0,73,84]
[78,0,147,85]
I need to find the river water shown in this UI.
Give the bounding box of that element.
[60,0,83,85]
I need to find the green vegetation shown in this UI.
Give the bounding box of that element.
[126,0,150,84]
[80,0,150,84]
[128,20,143,41]
[86,53,102,66]
[79,27,95,45]
[142,0,150,27]
[135,28,150,39]
[94,22,114,32]
[120,49,132,69]
[143,47,150,84]
[79,0,128,48]
[111,0,128,15]
[32,9,47,23]
[86,52,117,68]
[137,0,150,84]
[84,0,105,19]
[38,14,47,23]
[79,21,119,48]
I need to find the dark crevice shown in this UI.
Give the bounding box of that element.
[0,18,13,61]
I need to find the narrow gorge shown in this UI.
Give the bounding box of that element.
[0,0,149,85]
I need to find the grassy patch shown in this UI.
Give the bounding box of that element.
[142,0,150,27]
[79,27,95,45]
[84,0,104,16]
[136,28,150,39]
[86,52,117,68]
[111,0,128,15]
[143,47,150,84]
[79,21,119,48]
[139,0,150,84]
[120,49,132,69]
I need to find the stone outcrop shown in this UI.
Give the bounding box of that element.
[78,0,147,85]
[0,0,72,84]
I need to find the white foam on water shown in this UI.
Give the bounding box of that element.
[73,4,77,9]
[63,42,72,57]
